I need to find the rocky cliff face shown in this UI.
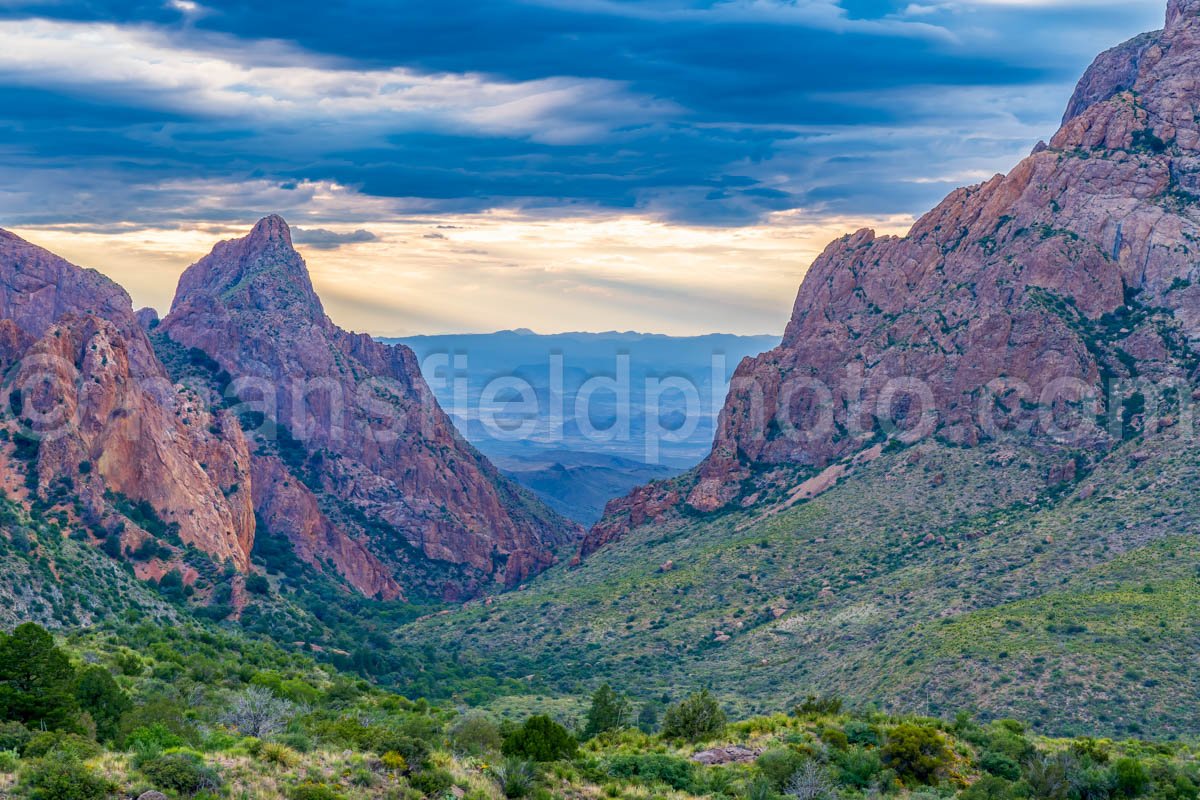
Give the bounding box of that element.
[161,216,579,600]
[584,0,1200,554]
[0,230,255,567]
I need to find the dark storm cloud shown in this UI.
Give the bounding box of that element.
[0,0,1167,228]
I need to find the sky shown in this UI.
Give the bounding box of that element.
[0,0,1165,336]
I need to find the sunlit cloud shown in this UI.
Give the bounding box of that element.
[7,178,914,337]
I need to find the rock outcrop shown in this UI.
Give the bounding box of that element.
[584,0,1200,553]
[0,230,255,567]
[161,216,579,599]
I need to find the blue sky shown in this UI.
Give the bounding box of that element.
[0,0,1166,335]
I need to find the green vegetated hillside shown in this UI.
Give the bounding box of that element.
[4,615,1200,800]
[401,430,1200,739]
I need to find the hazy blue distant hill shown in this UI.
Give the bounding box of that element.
[386,330,780,522]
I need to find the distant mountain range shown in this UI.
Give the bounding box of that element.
[388,330,780,522]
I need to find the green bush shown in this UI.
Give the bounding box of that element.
[1114,757,1151,798]
[73,666,131,743]
[409,766,455,797]
[607,753,696,791]
[366,730,430,767]
[287,782,346,800]
[0,720,31,752]
[757,748,804,791]
[245,574,271,595]
[980,750,1021,781]
[583,684,631,739]
[0,749,19,774]
[836,746,883,789]
[140,750,221,795]
[451,714,503,755]
[22,732,102,761]
[126,723,185,759]
[881,723,950,785]
[502,715,577,762]
[20,757,114,800]
[962,775,1018,800]
[661,690,727,743]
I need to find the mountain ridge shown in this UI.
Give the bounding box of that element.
[583,0,1200,556]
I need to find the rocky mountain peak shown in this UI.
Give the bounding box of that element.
[585,0,1200,554]
[248,213,293,247]
[170,215,324,323]
[162,217,580,599]
[1167,0,1200,30]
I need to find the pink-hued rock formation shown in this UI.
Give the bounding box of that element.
[0,230,255,567]
[584,0,1200,554]
[161,216,579,599]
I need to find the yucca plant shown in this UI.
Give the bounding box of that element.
[493,757,536,799]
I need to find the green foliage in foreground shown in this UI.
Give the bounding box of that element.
[0,620,1199,800]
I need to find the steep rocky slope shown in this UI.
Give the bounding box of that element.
[160,216,579,601]
[0,229,255,569]
[394,0,1200,736]
[585,0,1200,553]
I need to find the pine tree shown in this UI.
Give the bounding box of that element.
[0,623,80,731]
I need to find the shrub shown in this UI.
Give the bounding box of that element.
[277,732,313,753]
[980,750,1021,781]
[367,731,429,768]
[126,723,185,756]
[786,761,837,800]
[746,776,776,800]
[409,767,455,797]
[881,723,950,784]
[451,714,503,755]
[493,757,536,799]
[795,695,843,716]
[74,666,131,743]
[20,757,114,800]
[0,721,31,752]
[844,720,881,747]
[584,684,631,739]
[1023,752,1080,800]
[606,753,696,792]
[222,686,297,739]
[22,732,102,761]
[259,742,300,767]
[758,748,805,790]
[962,775,1017,800]
[0,749,19,774]
[245,574,270,595]
[661,690,727,743]
[380,751,408,773]
[502,715,577,762]
[820,726,849,750]
[837,746,883,789]
[1114,757,1151,798]
[140,751,221,795]
[287,782,346,800]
